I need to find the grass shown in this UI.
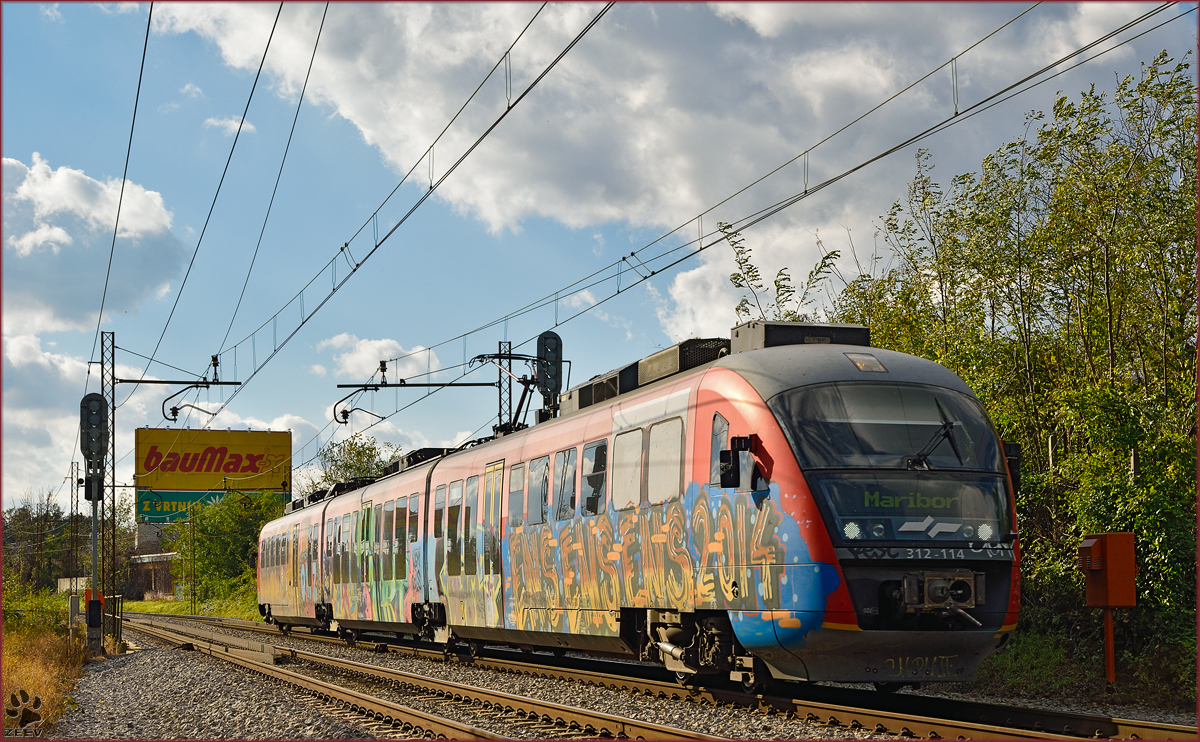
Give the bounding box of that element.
[2,588,88,731]
[123,581,261,622]
[939,631,1197,711]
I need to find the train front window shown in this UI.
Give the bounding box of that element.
[769,382,1003,472]
[770,381,1010,544]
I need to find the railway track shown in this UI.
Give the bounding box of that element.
[123,615,727,740]
[133,613,1196,741]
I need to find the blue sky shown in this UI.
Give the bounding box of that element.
[3,2,1195,511]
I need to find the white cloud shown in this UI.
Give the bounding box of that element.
[40,4,62,22]
[309,364,327,377]
[180,82,204,98]
[2,154,186,331]
[145,2,1190,341]
[96,3,141,15]
[8,223,73,257]
[8,153,172,237]
[204,116,255,136]
[316,333,440,380]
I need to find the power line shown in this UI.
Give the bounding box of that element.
[375,2,1050,372]
[94,3,1187,481]
[219,2,330,353]
[353,2,1185,432]
[207,2,615,416]
[87,1,154,388]
[213,3,550,365]
[119,2,285,408]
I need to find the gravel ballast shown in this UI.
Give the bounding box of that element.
[48,634,376,740]
[50,618,1196,739]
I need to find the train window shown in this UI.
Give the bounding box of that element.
[464,475,479,575]
[327,519,336,585]
[382,501,394,581]
[527,456,550,525]
[611,429,644,511]
[398,494,412,573]
[373,503,383,583]
[448,480,463,576]
[483,462,504,575]
[433,485,446,539]
[582,440,607,516]
[354,509,365,585]
[648,417,684,505]
[507,464,525,528]
[553,448,578,521]
[711,413,729,485]
[407,495,419,546]
[340,514,351,584]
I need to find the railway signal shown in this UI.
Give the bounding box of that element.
[80,393,108,501]
[79,392,109,651]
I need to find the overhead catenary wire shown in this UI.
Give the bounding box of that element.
[67,2,155,481]
[352,1,1186,433]
[374,2,1049,373]
[218,2,331,354]
[212,3,550,367]
[95,3,1187,485]
[205,2,615,417]
[119,2,285,408]
[87,1,155,390]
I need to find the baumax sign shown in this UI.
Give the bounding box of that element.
[135,428,291,493]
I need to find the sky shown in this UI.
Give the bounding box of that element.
[3,1,1196,512]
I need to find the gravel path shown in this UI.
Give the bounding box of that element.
[48,633,377,740]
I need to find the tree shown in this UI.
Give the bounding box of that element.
[720,221,839,322]
[161,490,284,602]
[737,51,1197,689]
[297,432,401,496]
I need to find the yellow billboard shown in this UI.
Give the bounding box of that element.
[135,428,292,493]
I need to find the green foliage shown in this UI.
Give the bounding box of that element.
[736,51,1196,697]
[719,221,839,322]
[161,490,283,603]
[303,432,401,495]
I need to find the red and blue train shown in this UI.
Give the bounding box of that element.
[258,321,1021,689]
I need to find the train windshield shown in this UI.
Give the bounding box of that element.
[769,381,1011,543]
[768,381,1003,472]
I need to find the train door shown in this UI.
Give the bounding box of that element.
[358,501,373,620]
[426,485,446,606]
[290,523,300,610]
[371,501,383,621]
[481,461,505,627]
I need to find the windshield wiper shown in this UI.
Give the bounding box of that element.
[906,398,963,470]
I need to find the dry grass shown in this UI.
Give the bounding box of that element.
[1,617,88,730]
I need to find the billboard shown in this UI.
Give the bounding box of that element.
[135,428,291,495]
[135,488,289,523]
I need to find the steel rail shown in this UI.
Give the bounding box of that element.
[285,645,729,740]
[125,616,725,740]
[138,614,1197,740]
[123,617,508,740]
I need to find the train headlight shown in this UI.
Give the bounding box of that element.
[871,523,886,538]
[961,524,975,539]
[843,522,862,540]
[978,524,994,541]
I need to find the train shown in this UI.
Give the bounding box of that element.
[257,320,1022,690]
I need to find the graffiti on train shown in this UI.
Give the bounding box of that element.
[501,483,839,635]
